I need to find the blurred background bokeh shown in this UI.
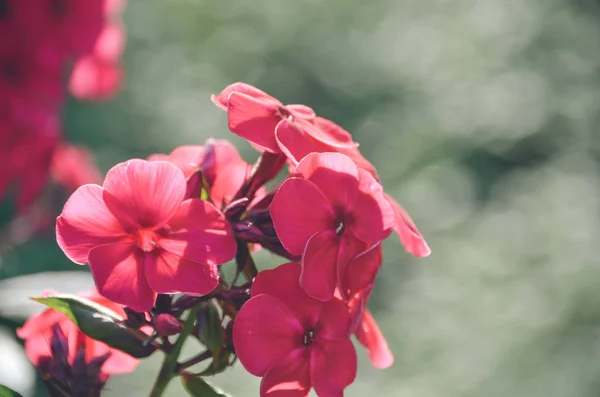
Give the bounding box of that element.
[3,0,600,395]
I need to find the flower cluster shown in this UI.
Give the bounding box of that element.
[0,0,125,212]
[19,82,430,397]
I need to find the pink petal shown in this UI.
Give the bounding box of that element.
[349,170,395,243]
[385,193,431,257]
[252,263,321,328]
[287,104,316,120]
[270,177,335,256]
[310,339,357,397]
[56,184,128,264]
[159,199,236,265]
[342,244,382,298]
[233,295,303,377]
[227,92,280,153]
[212,82,281,111]
[310,117,356,146]
[315,299,351,342]
[335,233,368,300]
[69,57,123,100]
[85,338,139,374]
[88,242,157,312]
[145,250,219,296]
[355,310,394,369]
[294,152,359,213]
[301,230,340,302]
[299,119,359,150]
[165,145,206,178]
[260,348,312,397]
[16,309,64,340]
[275,119,334,165]
[103,159,186,229]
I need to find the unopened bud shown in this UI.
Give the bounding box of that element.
[154,313,183,337]
[232,221,263,241]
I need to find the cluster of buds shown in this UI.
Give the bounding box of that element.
[18,82,430,396]
[0,0,125,214]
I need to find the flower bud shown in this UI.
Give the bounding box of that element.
[154,313,183,337]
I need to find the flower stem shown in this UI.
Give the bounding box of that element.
[149,303,202,397]
[176,350,213,374]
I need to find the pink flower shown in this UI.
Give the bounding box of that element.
[56,159,237,312]
[51,143,103,192]
[233,263,357,397]
[212,82,358,164]
[270,152,395,301]
[16,289,138,375]
[148,140,254,208]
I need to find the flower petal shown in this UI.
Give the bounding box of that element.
[233,294,303,377]
[159,199,236,265]
[88,242,156,312]
[103,159,186,229]
[145,250,219,296]
[227,92,280,153]
[300,119,358,150]
[56,184,128,264]
[385,193,431,257]
[252,263,321,327]
[270,177,335,255]
[294,152,359,213]
[260,348,312,397]
[355,310,394,369]
[349,169,394,243]
[316,299,351,342]
[85,337,139,374]
[211,82,280,110]
[301,230,340,302]
[310,117,356,147]
[310,339,357,397]
[341,243,382,298]
[275,119,334,165]
[287,104,316,120]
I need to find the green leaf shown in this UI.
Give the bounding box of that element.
[196,349,234,376]
[32,294,155,358]
[181,374,229,397]
[196,302,223,352]
[0,385,24,397]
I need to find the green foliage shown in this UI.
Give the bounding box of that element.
[181,374,229,397]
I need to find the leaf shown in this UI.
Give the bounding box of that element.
[196,302,223,352]
[181,373,229,397]
[32,294,155,358]
[0,385,24,397]
[196,348,234,376]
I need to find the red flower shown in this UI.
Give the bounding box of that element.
[16,289,138,375]
[51,143,103,192]
[385,193,431,257]
[212,82,358,164]
[56,159,237,312]
[148,140,254,208]
[233,263,357,397]
[270,152,395,301]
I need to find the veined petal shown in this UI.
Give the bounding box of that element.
[159,199,236,265]
[356,310,394,369]
[385,193,431,257]
[212,82,280,110]
[301,230,340,302]
[275,119,334,165]
[260,348,312,397]
[270,177,335,256]
[103,159,186,229]
[56,184,128,264]
[233,295,304,377]
[145,250,219,296]
[252,263,321,328]
[294,152,359,213]
[310,339,357,397]
[227,92,280,153]
[88,241,156,312]
[349,170,395,243]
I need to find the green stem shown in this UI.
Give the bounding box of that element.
[149,303,202,397]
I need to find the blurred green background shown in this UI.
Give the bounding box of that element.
[3,0,600,395]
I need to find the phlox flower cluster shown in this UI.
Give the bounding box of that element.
[0,0,125,212]
[20,82,430,396]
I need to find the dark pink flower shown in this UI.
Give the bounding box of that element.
[270,152,395,301]
[385,193,431,257]
[17,288,138,375]
[233,263,357,397]
[212,82,358,164]
[56,159,237,312]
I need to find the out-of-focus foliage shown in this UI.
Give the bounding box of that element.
[2,0,600,396]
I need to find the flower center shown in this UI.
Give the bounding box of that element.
[302,328,316,347]
[136,229,158,252]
